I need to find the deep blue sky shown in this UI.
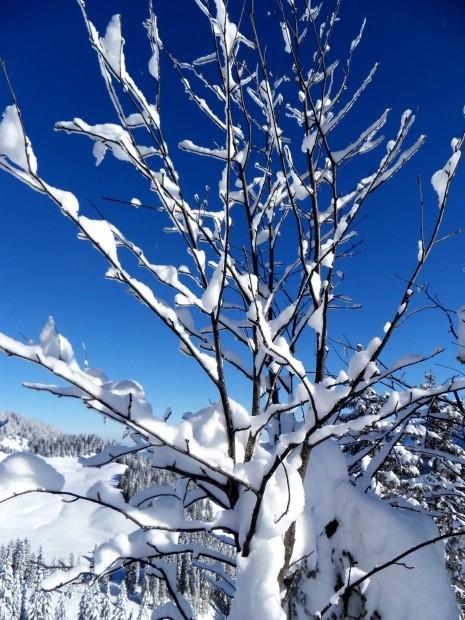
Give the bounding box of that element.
[0,0,465,437]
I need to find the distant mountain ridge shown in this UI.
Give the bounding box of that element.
[0,411,108,457]
[0,411,61,444]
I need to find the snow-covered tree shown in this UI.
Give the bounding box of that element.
[19,580,30,620]
[78,579,101,620]
[0,1,464,618]
[28,551,47,620]
[136,578,152,620]
[100,577,113,620]
[113,580,128,620]
[53,594,68,620]
[40,588,54,620]
[12,538,33,584]
[0,549,19,617]
[125,560,140,597]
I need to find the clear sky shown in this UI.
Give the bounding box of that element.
[0,0,465,437]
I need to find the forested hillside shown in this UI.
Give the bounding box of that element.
[0,411,108,456]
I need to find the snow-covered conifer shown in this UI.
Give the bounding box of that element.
[0,558,17,616]
[125,560,140,597]
[136,578,152,620]
[28,585,45,620]
[113,580,129,620]
[41,588,53,620]
[12,539,32,583]
[78,579,101,620]
[53,594,68,620]
[100,577,113,620]
[19,580,29,620]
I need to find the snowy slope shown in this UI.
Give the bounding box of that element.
[0,412,128,560]
[0,450,221,619]
[0,452,134,562]
[0,435,28,452]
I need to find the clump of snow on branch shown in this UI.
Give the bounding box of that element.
[431,137,462,206]
[0,105,37,173]
[39,316,79,368]
[0,452,64,496]
[457,305,465,363]
[100,14,125,77]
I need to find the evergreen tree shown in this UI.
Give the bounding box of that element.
[113,580,128,620]
[118,454,176,502]
[23,544,37,588]
[11,571,23,619]
[148,574,159,608]
[100,577,113,620]
[29,586,45,620]
[0,557,18,617]
[53,594,68,620]
[125,561,140,597]
[19,580,29,620]
[13,539,32,583]
[178,554,190,598]
[78,579,101,620]
[0,607,11,620]
[41,589,53,620]
[136,579,152,620]
[28,550,45,620]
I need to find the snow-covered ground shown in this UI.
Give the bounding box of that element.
[0,435,29,453]
[0,450,153,617]
[0,446,222,619]
[0,452,134,561]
